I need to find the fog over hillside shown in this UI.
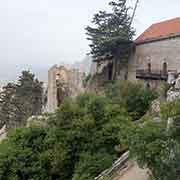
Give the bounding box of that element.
[0,56,92,87]
[71,55,92,73]
[0,64,48,86]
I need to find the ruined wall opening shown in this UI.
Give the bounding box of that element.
[57,86,62,107]
[162,62,167,74]
[108,62,113,80]
[147,62,151,73]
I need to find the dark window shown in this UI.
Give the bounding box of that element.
[108,63,113,80]
[148,62,151,73]
[162,62,167,74]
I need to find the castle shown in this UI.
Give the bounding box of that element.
[94,17,180,180]
[128,17,180,88]
[45,17,180,112]
[46,65,85,112]
[94,17,180,89]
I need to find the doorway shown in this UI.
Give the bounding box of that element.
[162,62,167,74]
[108,63,113,80]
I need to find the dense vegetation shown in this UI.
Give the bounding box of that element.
[0,71,43,129]
[129,100,180,180]
[0,81,157,180]
[105,81,157,120]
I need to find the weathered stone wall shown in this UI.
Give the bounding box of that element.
[128,36,180,87]
[86,64,110,93]
[46,65,59,112]
[46,65,85,112]
[87,57,129,92]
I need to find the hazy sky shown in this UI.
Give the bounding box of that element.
[1,0,180,69]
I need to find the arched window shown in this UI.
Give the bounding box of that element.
[148,62,151,73]
[162,62,167,74]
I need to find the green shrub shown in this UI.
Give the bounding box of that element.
[0,81,158,179]
[0,93,133,180]
[72,151,114,180]
[129,101,180,180]
[106,81,157,120]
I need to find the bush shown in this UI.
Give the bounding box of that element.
[106,81,157,120]
[0,127,52,180]
[0,81,158,179]
[72,151,114,180]
[0,93,133,180]
[129,101,180,180]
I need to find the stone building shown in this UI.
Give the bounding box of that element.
[46,65,85,112]
[92,17,180,89]
[128,17,180,88]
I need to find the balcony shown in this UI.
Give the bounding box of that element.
[136,69,168,80]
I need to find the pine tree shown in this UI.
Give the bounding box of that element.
[0,71,43,129]
[86,0,136,79]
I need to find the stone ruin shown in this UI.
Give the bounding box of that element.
[45,65,85,112]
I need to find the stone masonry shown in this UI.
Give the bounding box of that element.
[46,65,85,112]
[128,36,180,83]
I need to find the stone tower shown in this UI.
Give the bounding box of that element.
[46,65,59,112]
[46,65,85,112]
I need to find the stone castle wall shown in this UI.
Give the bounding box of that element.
[128,36,180,87]
[46,65,85,112]
[46,65,59,112]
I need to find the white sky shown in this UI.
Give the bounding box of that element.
[0,0,180,69]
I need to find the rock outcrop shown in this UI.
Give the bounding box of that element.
[167,89,180,102]
[166,75,180,102]
[27,115,48,128]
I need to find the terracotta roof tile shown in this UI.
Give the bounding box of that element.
[135,17,180,44]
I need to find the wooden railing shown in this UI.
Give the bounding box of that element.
[136,69,168,80]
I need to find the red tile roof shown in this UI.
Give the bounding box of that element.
[135,17,180,44]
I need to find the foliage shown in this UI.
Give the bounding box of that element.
[0,80,160,179]
[0,71,43,129]
[86,0,135,59]
[0,93,134,180]
[72,151,114,180]
[129,100,180,180]
[160,100,180,121]
[0,127,50,180]
[158,82,171,99]
[83,74,91,87]
[105,81,157,120]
